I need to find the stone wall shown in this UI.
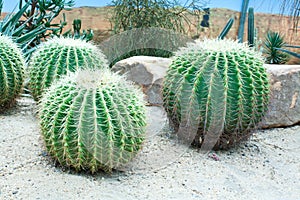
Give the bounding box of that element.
[112,56,300,129]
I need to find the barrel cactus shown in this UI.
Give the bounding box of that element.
[0,35,25,111]
[28,37,108,101]
[163,39,270,150]
[39,69,146,173]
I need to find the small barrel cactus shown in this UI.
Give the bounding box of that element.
[0,35,25,111]
[28,37,108,101]
[163,39,270,150]
[39,69,146,173]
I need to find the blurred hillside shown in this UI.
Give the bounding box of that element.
[53,6,299,46]
[1,5,299,60]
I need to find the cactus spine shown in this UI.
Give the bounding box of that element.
[28,37,108,101]
[39,69,146,173]
[162,39,270,150]
[0,35,24,111]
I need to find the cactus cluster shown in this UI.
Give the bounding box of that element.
[28,37,108,101]
[163,39,270,150]
[39,69,146,173]
[0,35,24,111]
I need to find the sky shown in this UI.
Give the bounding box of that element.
[1,0,282,14]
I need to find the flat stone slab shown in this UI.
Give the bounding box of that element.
[112,56,171,105]
[261,64,300,128]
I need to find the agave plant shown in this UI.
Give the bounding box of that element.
[262,31,289,64]
[276,45,300,59]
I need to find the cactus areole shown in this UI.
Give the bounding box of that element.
[162,39,270,150]
[39,70,146,173]
[28,37,108,101]
[0,35,24,111]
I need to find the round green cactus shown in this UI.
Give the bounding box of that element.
[0,35,24,111]
[163,39,270,150]
[28,37,108,101]
[39,69,146,173]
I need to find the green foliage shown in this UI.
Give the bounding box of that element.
[0,35,25,111]
[0,0,74,59]
[99,27,193,67]
[39,69,146,173]
[111,0,206,33]
[109,0,207,64]
[63,19,94,41]
[276,45,300,59]
[28,37,108,101]
[262,31,289,64]
[162,39,270,150]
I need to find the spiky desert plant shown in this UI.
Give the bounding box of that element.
[39,69,146,173]
[276,44,300,59]
[28,37,108,101]
[262,31,289,64]
[163,39,270,150]
[0,0,74,60]
[0,35,24,111]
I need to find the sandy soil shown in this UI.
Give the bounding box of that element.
[0,97,299,200]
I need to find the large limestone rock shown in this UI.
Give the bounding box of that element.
[112,56,171,105]
[112,56,300,128]
[262,64,300,128]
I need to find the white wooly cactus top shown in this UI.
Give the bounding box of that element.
[32,37,108,65]
[0,34,24,58]
[43,68,141,95]
[176,38,262,57]
[75,68,139,90]
[40,37,97,49]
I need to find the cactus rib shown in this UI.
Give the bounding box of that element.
[39,69,146,173]
[163,39,270,150]
[0,35,24,111]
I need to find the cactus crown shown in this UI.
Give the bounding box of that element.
[28,37,108,101]
[39,69,146,173]
[0,34,25,110]
[163,38,270,150]
[177,39,259,54]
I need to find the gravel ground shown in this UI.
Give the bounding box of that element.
[0,97,299,200]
